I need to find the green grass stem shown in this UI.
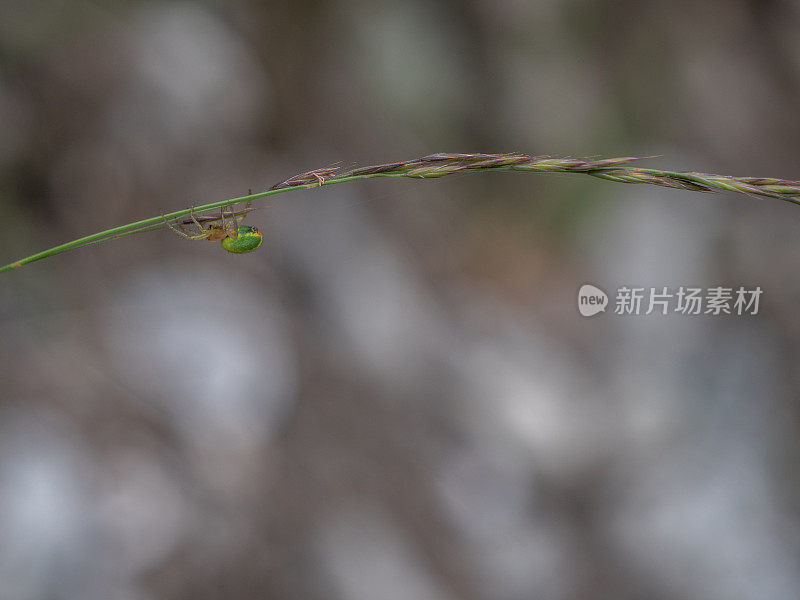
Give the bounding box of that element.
[3,153,800,273]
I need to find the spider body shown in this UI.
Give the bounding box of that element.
[165,204,262,253]
[221,225,262,253]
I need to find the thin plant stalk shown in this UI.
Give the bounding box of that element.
[4,153,800,273]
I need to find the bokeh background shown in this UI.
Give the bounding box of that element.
[2,1,800,598]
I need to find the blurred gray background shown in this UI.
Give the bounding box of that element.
[2,1,800,599]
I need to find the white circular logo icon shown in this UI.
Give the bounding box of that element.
[578,284,608,317]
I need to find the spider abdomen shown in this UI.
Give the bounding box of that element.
[221,225,263,253]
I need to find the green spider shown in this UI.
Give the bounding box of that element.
[164,203,263,254]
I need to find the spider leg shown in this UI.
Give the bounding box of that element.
[221,206,238,240]
[234,200,253,226]
[163,214,196,239]
[188,207,206,236]
[165,208,218,241]
[218,206,227,231]
[166,224,207,241]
